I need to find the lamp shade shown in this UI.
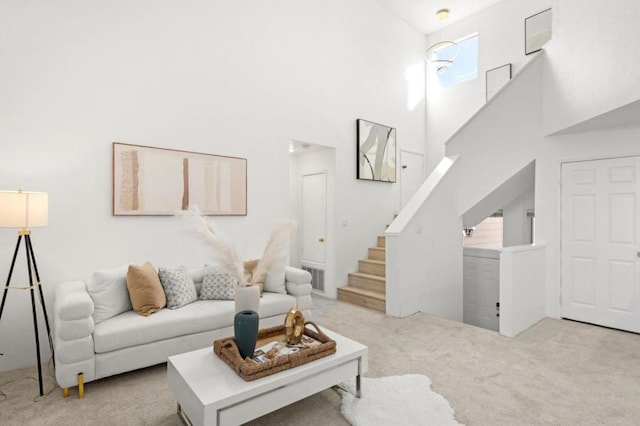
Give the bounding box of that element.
[0,191,48,228]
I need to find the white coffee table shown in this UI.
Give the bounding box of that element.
[167,328,368,426]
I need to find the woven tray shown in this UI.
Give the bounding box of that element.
[213,322,336,381]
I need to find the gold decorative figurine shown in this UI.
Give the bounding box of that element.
[284,308,305,344]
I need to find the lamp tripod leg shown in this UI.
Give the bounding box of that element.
[0,236,22,321]
[25,238,44,397]
[25,235,54,364]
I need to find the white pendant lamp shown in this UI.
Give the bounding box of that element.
[425,9,459,74]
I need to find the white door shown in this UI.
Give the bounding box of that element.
[400,150,425,208]
[301,172,327,267]
[561,157,640,333]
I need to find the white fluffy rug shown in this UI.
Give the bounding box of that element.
[339,374,462,425]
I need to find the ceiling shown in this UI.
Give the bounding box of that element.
[289,140,333,156]
[376,0,503,35]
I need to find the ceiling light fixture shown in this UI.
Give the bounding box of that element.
[425,9,459,74]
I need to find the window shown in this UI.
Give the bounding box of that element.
[436,34,478,88]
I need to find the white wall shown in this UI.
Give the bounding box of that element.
[0,0,426,372]
[446,58,543,216]
[425,0,551,174]
[499,244,546,337]
[386,156,462,319]
[502,189,534,247]
[543,0,640,134]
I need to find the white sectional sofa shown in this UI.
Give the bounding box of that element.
[53,266,312,396]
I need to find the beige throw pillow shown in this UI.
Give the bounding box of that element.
[243,259,264,295]
[126,262,166,316]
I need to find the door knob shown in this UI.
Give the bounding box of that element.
[318,237,325,243]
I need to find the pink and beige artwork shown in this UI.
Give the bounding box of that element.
[113,142,247,216]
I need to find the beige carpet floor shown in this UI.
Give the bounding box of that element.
[1,295,640,425]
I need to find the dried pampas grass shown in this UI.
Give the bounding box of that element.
[251,221,297,285]
[179,205,245,285]
[180,205,296,287]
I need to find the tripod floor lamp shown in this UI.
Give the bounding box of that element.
[0,190,53,396]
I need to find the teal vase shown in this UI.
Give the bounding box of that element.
[234,310,259,359]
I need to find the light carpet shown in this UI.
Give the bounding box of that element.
[1,295,640,425]
[340,374,461,426]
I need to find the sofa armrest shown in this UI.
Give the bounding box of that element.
[53,281,97,389]
[285,266,311,285]
[285,267,312,317]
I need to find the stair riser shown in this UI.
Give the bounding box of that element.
[358,261,385,277]
[368,248,385,261]
[338,289,385,313]
[377,236,385,248]
[348,274,385,294]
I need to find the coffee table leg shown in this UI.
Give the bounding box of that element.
[356,357,362,398]
[177,403,193,426]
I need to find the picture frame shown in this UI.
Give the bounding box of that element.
[486,63,512,102]
[357,119,396,183]
[112,142,247,216]
[525,8,552,55]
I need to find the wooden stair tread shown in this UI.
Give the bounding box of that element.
[359,259,385,265]
[349,272,385,282]
[338,286,386,300]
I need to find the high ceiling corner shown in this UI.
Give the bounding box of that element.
[375,0,503,35]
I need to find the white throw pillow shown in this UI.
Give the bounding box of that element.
[263,258,287,294]
[86,265,131,324]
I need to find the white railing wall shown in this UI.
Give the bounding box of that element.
[385,55,544,320]
[499,244,547,337]
[385,157,462,319]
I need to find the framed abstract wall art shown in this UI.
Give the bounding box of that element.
[113,142,247,216]
[525,8,552,55]
[486,63,512,101]
[357,119,396,183]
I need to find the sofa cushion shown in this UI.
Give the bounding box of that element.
[190,267,206,284]
[158,265,198,309]
[93,293,297,353]
[264,259,287,294]
[86,265,131,324]
[199,269,236,300]
[126,262,166,316]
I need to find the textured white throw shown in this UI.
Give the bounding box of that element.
[340,374,462,426]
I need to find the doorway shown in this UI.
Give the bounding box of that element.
[289,142,336,297]
[301,172,327,268]
[561,156,640,333]
[400,150,425,208]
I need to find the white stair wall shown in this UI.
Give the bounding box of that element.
[385,54,545,320]
[543,0,640,135]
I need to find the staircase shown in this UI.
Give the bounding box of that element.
[337,236,386,312]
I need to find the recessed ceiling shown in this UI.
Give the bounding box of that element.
[376,0,503,35]
[289,140,333,156]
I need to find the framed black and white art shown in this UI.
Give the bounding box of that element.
[357,119,396,183]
